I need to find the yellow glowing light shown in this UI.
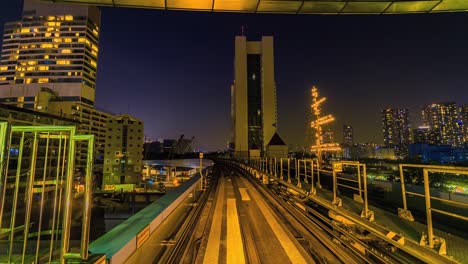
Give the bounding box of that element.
[21,28,30,33]
[57,60,71,65]
[65,15,73,21]
[27,61,37,66]
[61,49,72,54]
[41,43,54,48]
[38,66,49,71]
[44,55,49,59]
[0,66,7,71]
[64,38,72,43]
[38,78,49,83]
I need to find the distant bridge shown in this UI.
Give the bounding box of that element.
[42,0,468,14]
[144,159,214,169]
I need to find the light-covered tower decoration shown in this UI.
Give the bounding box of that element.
[310,86,341,166]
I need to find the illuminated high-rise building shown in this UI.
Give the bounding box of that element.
[381,108,411,157]
[413,126,432,144]
[343,125,353,145]
[422,102,462,147]
[0,0,100,108]
[231,36,277,158]
[323,128,335,144]
[460,105,468,145]
[0,1,112,181]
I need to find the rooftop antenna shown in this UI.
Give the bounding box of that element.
[241,25,246,36]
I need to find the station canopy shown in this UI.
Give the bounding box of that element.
[42,0,468,14]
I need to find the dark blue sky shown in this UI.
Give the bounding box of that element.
[2,1,468,151]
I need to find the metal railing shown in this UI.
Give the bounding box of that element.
[331,161,373,221]
[0,123,94,263]
[398,164,468,250]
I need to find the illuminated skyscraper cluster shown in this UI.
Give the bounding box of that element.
[422,103,463,147]
[381,108,411,157]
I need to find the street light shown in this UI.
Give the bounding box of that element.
[199,152,204,190]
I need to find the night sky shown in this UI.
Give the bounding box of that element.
[2,1,468,151]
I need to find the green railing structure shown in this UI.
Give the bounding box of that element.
[0,122,94,263]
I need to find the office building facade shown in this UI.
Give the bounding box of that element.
[0,0,100,108]
[231,36,277,158]
[103,114,144,187]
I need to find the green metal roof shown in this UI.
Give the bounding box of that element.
[88,175,199,258]
[41,0,468,14]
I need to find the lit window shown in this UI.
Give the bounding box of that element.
[61,49,72,54]
[0,66,7,71]
[65,15,73,21]
[57,60,71,65]
[38,78,49,83]
[53,38,62,43]
[20,28,30,33]
[40,43,54,48]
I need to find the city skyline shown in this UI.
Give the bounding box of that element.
[1,1,468,150]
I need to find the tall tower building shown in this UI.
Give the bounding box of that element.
[231,36,277,158]
[381,108,411,157]
[343,125,353,145]
[0,0,100,109]
[422,103,462,147]
[460,105,468,145]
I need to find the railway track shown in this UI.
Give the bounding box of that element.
[224,160,426,264]
[155,168,218,264]
[223,161,364,264]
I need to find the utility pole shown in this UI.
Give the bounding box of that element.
[199,152,204,190]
